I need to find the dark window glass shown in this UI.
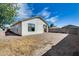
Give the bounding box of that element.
[28,23,35,32]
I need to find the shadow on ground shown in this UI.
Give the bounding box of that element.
[5,30,20,36]
[43,34,79,56]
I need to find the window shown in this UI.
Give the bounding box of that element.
[43,24,47,32]
[43,25,47,29]
[28,23,35,32]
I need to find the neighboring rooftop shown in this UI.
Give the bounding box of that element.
[49,27,60,29]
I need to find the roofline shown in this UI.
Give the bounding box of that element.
[11,16,48,26]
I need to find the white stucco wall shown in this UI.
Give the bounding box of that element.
[10,23,22,35]
[22,18,47,36]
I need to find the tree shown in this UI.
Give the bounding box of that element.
[50,23,54,27]
[0,4,17,29]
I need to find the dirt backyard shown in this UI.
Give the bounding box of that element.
[0,31,68,56]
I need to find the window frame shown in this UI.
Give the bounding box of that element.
[43,24,47,29]
[28,23,35,32]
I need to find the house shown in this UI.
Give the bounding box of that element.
[49,27,62,33]
[61,25,79,35]
[10,17,48,36]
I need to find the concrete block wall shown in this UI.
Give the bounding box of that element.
[49,28,79,35]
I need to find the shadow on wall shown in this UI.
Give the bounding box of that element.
[43,34,79,56]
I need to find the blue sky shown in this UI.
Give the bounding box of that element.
[16,3,79,27]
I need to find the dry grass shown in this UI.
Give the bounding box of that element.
[0,35,50,56]
[0,32,68,56]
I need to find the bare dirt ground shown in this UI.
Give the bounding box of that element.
[0,31,68,56]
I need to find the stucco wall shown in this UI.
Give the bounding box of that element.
[10,22,22,35]
[22,18,47,36]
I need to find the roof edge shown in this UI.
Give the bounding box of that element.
[11,16,48,26]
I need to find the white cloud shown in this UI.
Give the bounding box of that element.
[37,7,51,19]
[16,4,58,24]
[16,4,33,20]
[36,7,59,23]
[44,7,49,10]
[46,16,58,23]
